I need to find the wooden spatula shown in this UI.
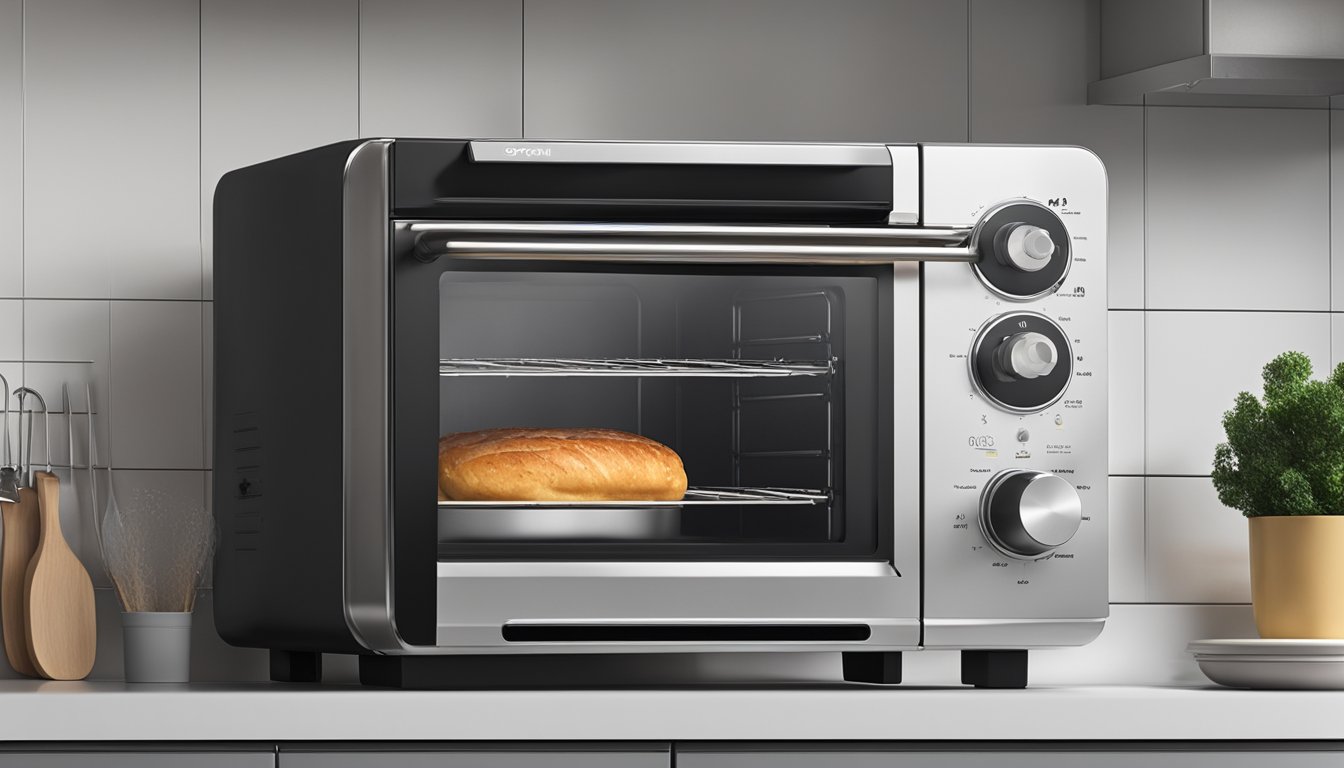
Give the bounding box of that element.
[0,489,39,676]
[24,471,95,680]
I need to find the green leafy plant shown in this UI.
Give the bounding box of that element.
[1212,351,1344,517]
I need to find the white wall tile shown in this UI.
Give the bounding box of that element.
[524,0,967,142]
[1146,107,1329,311]
[0,301,23,459]
[1030,604,1256,685]
[1109,476,1146,603]
[24,0,200,300]
[1145,311,1331,475]
[968,0,1143,309]
[1147,476,1251,604]
[1333,112,1344,310]
[203,303,213,470]
[1334,313,1344,370]
[359,0,521,138]
[23,301,109,453]
[0,0,21,299]
[1109,311,1144,474]
[201,0,358,300]
[109,301,203,469]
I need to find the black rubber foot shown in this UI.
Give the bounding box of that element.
[961,649,1028,689]
[841,651,903,684]
[270,650,322,683]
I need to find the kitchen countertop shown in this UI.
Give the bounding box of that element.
[0,682,1339,742]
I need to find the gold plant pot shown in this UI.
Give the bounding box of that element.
[1249,515,1344,639]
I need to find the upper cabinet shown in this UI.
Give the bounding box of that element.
[522,0,967,142]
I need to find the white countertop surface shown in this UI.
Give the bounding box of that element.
[0,682,1339,742]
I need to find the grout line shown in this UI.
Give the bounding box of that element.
[964,0,971,142]
[1109,601,1251,607]
[1112,308,1344,313]
[198,0,203,304]
[356,0,361,136]
[520,0,525,137]
[17,296,206,303]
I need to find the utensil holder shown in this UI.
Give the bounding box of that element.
[122,611,191,683]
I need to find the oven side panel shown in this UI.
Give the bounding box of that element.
[212,140,367,654]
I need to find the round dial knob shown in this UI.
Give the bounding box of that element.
[1001,224,1055,272]
[980,470,1083,558]
[970,200,1072,300]
[994,331,1058,380]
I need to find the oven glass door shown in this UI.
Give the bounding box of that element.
[399,259,892,562]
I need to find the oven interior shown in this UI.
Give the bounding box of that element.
[432,263,892,561]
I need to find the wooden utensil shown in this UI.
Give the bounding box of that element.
[24,470,96,679]
[0,489,39,676]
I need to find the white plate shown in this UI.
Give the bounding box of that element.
[1189,638,1344,689]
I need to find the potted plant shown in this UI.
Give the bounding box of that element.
[1213,350,1344,638]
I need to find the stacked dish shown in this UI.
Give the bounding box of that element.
[1189,639,1344,689]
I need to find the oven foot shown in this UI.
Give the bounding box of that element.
[961,649,1028,688]
[840,651,903,685]
[270,650,322,683]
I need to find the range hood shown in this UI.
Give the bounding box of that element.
[1089,0,1344,108]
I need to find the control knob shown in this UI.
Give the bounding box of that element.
[998,223,1055,272]
[993,331,1058,380]
[980,470,1082,558]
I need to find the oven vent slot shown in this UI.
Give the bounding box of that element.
[502,623,871,643]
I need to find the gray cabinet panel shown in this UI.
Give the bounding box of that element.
[0,754,272,768]
[24,0,200,300]
[678,750,1344,768]
[523,0,966,142]
[201,0,359,300]
[281,749,667,768]
[359,0,522,139]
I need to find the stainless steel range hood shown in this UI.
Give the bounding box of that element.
[1089,0,1344,108]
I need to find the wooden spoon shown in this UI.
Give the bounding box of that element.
[0,489,39,676]
[24,471,95,680]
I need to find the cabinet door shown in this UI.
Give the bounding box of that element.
[0,754,273,768]
[280,746,668,768]
[676,749,1344,768]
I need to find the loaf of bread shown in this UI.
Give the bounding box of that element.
[438,427,688,502]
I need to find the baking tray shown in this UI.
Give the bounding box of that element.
[437,487,827,542]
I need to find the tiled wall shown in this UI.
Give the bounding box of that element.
[0,0,1327,684]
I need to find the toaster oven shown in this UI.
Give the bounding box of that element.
[213,139,1107,688]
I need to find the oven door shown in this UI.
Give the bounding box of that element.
[341,141,977,654]
[373,222,968,655]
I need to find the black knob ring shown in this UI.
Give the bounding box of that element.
[969,311,1073,413]
[970,199,1072,301]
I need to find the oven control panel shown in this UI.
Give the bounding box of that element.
[916,144,1108,648]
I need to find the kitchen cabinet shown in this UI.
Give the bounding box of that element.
[676,747,1344,768]
[278,744,670,768]
[0,754,273,768]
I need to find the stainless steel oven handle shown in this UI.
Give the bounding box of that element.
[411,222,976,265]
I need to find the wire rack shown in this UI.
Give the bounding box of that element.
[438,357,833,378]
[436,486,829,509]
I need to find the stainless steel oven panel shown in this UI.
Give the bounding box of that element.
[434,561,919,651]
[920,144,1109,648]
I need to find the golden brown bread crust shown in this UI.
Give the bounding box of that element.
[438,427,688,502]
